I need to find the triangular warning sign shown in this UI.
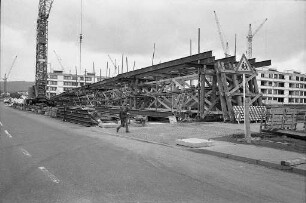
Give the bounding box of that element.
[236,54,253,72]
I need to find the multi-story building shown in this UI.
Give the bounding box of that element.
[256,67,306,104]
[46,70,106,98]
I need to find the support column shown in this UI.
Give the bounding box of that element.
[200,65,206,119]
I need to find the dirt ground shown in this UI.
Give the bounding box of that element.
[212,132,306,154]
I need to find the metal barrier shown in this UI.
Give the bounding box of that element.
[260,107,303,131]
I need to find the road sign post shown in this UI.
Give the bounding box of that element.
[236,54,252,143]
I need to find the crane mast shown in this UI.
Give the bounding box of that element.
[246,18,267,59]
[53,50,65,71]
[3,56,17,94]
[213,11,230,57]
[34,0,54,100]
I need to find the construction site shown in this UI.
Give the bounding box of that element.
[2,1,304,134]
[1,1,306,201]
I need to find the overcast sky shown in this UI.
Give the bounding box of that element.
[1,0,305,82]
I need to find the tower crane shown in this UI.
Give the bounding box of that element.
[3,56,17,95]
[213,11,230,57]
[246,18,268,59]
[53,50,65,71]
[34,0,54,101]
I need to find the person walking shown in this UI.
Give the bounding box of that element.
[116,105,130,133]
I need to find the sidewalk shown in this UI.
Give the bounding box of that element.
[98,121,306,176]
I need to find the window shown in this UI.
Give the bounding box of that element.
[296,84,299,88]
[64,82,72,86]
[269,74,273,78]
[64,76,72,80]
[72,76,77,80]
[50,93,56,97]
[261,81,266,86]
[277,98,284,103]
[79,77,84,81]
[63,87,72,91]
[289,98,294,103]
[50,81,57,85]
[296,76,299,81]
[49,75,58,79]
[295,91,299,96]
[300,91,304,96]
[278,90,284,95]
[289,91,294,95]
[278,82,284,87]
[71,82,77,86]
[301,77,304,81]
[304,92,306,96]
[50,87,57,91]
[274,74,278,79]
[279,74,285,79]
[85,77,92,81]
[295,98,299,103]
[80,82,84,86]
[289,76,292,80]
[289,83,294,88]
[268,89,272,94]
[268,81,272,86]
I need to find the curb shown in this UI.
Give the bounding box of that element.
[189,148,306,176]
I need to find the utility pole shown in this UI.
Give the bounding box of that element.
[106,62,108,77]
[234,34,237,57]
[121,54,124,74]
[152,43,155,66]
[84,69,86,85]
[126,56,129,72]
[190,39,192,56]
[79,0,83,73]
[92,61,95,82]
[75,66,78,87]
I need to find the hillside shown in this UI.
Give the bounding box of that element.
[0,81,34,93]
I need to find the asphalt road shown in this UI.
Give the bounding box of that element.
[0,103,305,203]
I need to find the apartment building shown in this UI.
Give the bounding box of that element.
[256,67,306,104]
[47,70,106,98]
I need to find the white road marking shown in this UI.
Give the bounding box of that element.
[0,122,3,127]
[19,148,32,157]
[4,130,12,138]
[38,166,60,183]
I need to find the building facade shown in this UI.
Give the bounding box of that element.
[47,70,106,98]
[256,67,306,104]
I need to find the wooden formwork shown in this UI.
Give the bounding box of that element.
[51,51,270,121]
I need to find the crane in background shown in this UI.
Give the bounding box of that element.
[213,11,230,57]
[246,18,268,59]
[53,50,65,71]
[3,56,17,96]
[34,0,54,101]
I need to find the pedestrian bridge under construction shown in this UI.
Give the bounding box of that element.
[50,51,271,122]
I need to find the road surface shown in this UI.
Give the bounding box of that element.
[0,103,305,202]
